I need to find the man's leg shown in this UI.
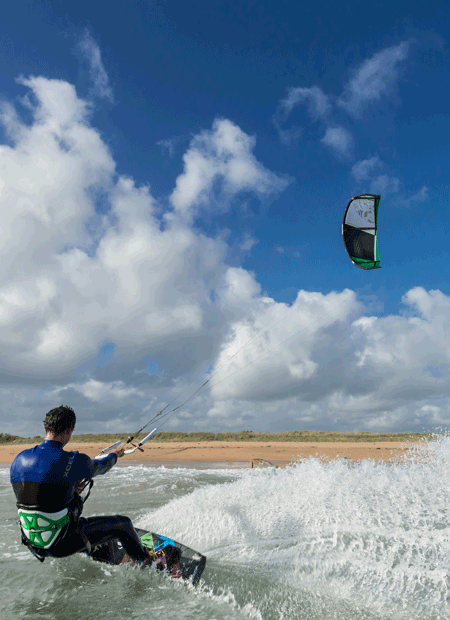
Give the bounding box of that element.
[82,515,150,563]
[50,515,149,563]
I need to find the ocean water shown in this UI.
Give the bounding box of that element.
[2,437,450,620]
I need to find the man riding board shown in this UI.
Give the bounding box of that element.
[10,405,154,566]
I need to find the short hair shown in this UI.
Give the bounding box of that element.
[43,405,76,435]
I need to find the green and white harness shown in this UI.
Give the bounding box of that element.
[18,508,70,549]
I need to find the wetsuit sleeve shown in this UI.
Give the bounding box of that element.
[77,452,118,479]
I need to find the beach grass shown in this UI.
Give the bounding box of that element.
[0,430,432,445]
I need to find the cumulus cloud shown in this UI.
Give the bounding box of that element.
[353,288,450,390]
[0,75,114,278]
[58,379,145,402]
[170,118,290,220]
[0,75,297,433]
[338,41,411,115]
[0,76,231,383]
[1,73,450,437]
[78,29,113,102]
[203,285,450,433]
[210,289,360,402]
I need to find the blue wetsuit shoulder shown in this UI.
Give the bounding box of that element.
[10,440,117,508]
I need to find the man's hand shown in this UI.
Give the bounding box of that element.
[75,479,88,494]
[111,445,125,458]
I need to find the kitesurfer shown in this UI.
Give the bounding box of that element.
[10,405,153,566]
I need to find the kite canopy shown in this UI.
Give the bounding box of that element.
[342,194,381,270]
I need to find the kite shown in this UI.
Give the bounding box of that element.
[342,194,381,269]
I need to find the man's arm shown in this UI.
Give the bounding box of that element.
[79,444,126,479]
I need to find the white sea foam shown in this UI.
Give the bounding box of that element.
[138,435,450,618]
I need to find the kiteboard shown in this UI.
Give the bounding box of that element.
[89,527,206,585]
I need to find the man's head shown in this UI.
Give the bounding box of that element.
[44,405,76,436]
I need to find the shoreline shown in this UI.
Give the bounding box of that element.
[0,440,421,468]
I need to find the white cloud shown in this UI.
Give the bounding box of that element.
[273,86,330,145]
[272,39,413,175]
[210,289,358,401]
[282,86,330,119]
[278,86,330,120]
[239,234,258,252]
[36,321,76,359]
[396,186,429,208]
[349,291,450,415]
[78,29,113,102]
[0,77,220,380]
[216,267,262,311]
[370,174,400,194]
[0,277,56,325]
[321,126,353,158]
[351,157,403,197]
[351,156,382,181]
[59,378,145,402]
[2,73,450,437]
[0,74,115,286]
[339,41,411,115]
[0,76,291,396]
[5,281,450,435]
[157,137,176,157]
[170,118,290,220]
[199,285,450,433]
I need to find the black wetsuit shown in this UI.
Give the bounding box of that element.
[10,440,148,563]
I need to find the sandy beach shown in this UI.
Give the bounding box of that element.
[0,440,419,467]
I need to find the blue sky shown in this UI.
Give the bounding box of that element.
[1,0,450,436]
